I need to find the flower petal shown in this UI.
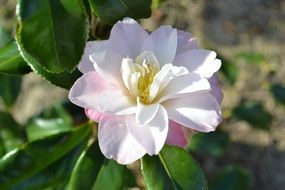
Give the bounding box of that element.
[136,102,159,126]
[90,48,123,87]
[98,115,146,165]
[158,73,211,102]
[108,17,148,59]
[126,105,168,155]
[69,72,109,111]
[165,120,188,147]
[163,92,222,132]
[98,90,136,115]
[176,30,198,55]
[173,49,221,78]
[85,109,103,122]
[209,74,223,104]
[142,26,177,64]
[78,41,107,73]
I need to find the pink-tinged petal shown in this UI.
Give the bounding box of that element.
[126,105,168,155]
[163,92,222,132]
[209,74,223,104]
[173,49,221,78]
[98,90,136,115]
[165,120,188,147]
[90,48,124,87]
[98,115,146,165]
[85,109,104,122]
[176,30,198,55]
[142,26,177,64]
[78,41,107,73]
[69,72,109,111]
[136,102,159,126]
[108,17,148,59]
[158,73,211,102]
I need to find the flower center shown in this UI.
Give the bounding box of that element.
[121,51,160,104]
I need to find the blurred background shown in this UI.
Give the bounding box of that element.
[1,0,285,189]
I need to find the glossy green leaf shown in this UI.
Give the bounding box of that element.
[142,145,207,190]
[16,0,88,73]
[270,83,285,106]
[235,52,264,65]
[220,56,238,85]
[0,41,31,75]
[0,112,25,155]
[0,123,91,189]
[0,26,12,47]
[188,130,229,157]
[9,136,88,190]
[69,141,125,190]
[233,101,272,130]
[89,0,152,25]
[16,37,82,89]
[209,165,251,190]
[0,74,22,108]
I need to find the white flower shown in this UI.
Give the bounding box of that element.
[69,18,222,164]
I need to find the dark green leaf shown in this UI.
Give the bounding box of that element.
[89,0,152,25]
[0,123,91,189]
[142,145,207,190]
[9,136,88,190]
[270,83,285,106]
[233,101,272,130]
[0,26,12,47]
[235,52,264,65]
[0,41,31,75]
[0,74,22,108]
[188,130,229,157]
[69,141,125,190]
[220,56,238,85]
[209,165,251,190]
[16,0,88,73]
[0,112,25,155]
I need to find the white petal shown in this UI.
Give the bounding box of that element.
[136,101,159,126]
[68,72,109,111]
[108,17,148,58]
[173,49,221,78]
[163,92,222,132]
[176,30,198,55]
[158,73,211,102]
[90,48,123,87]
[142,26,177,64]
[78,41,107,73]
[149,64,188,102]
[209,74,223,104]
[98,115,146,165]
[126,105,168,155]
[98,90,136,115]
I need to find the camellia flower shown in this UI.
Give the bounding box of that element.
[69,17,222,164]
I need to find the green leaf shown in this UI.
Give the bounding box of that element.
[89,0,152,25]
[69,141,125,190]
[0,26,12,47]
[0,41,31,75]
[188,130,229,157]
[16,0,88,73]
[232,101,272,130]
[235,52,264,65]
[26,102,73,142]
[270,83,285,106]
[220,56,238,85]
[0,112,25,155]
[209,165,251,190]
[142,145,207,190]
[0,123,91,189]
[0,74,22,108]
[9,136,88,190]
